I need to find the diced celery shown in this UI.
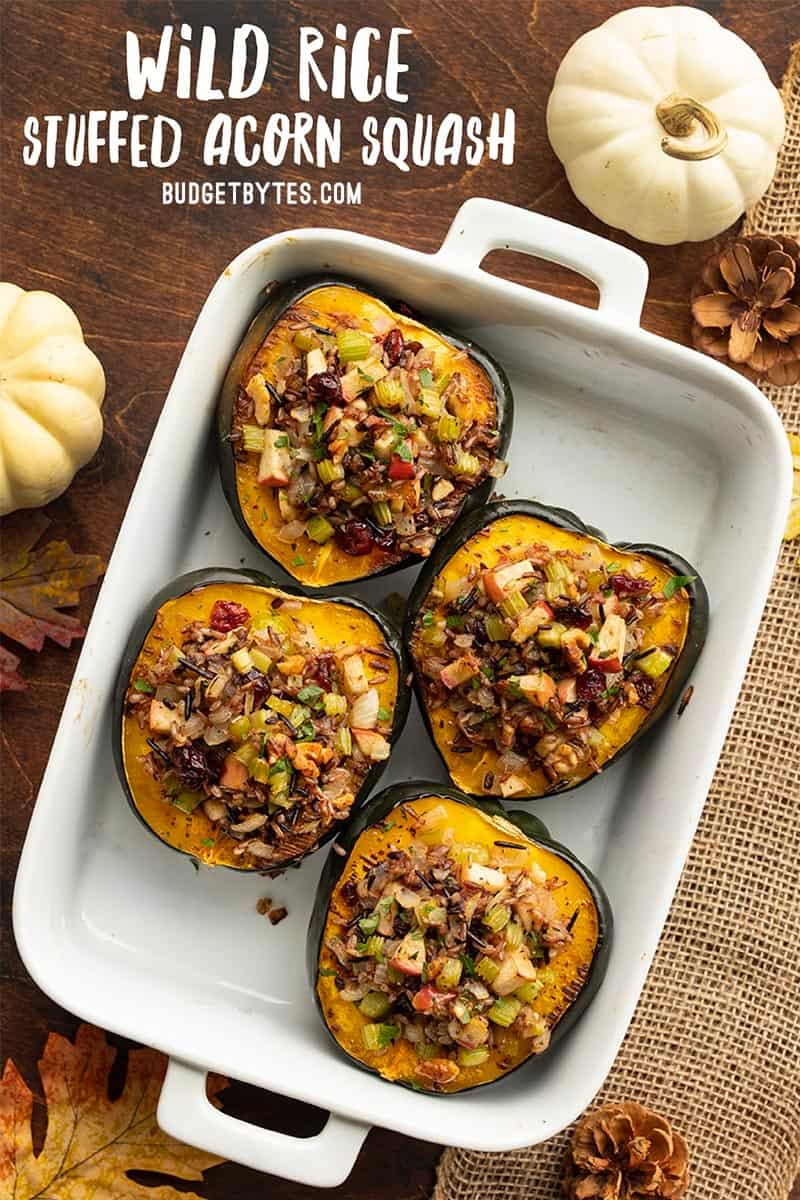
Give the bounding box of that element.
[288,704,309,727]
[500,590,528,620]
[505,921,524,949]
[457,1046,490,1067]
[487,997,522,1027]
[359,992,393,1020]
[316,459,345,486]
[341,481,363,503]
[249,708,270,733]
[421,620,447,647]
[229,714,251,743]
[241,423,265,452]
[364,935,384,959]
[475,957,499,984]
[294,328,317,352]
[337,328,372,363]
[173,790,204,813]
[250,649,272,674]
[418,388,443,419]
[483,905,510,933]
[515,980,544,1003]
[373,376,405,409]
[361,1022,399,1051]
[231,648,253,673]
[485,615,508,642]
[545,581,568,603]
[416,1041,439,1060]
[636,647,674,678]
[323,692,348,718]
[416,901,447,929]
[453,450,480,476]
[437,958,463,990]
[437,413,462,442]
[544,559,572,583]
[336,726,352,755]
[234,742,259,767]
[249,757,271,784]
[306,515,335,543]
[452,998,471,1024]
[536,623,567,650]
[433,372,451,395]
[372,500,392,527]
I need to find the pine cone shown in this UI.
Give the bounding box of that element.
[562,1100,689,1200]
[691,233,800,387]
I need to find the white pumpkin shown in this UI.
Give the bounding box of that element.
[546,6,785,245]
[0,284,105,515]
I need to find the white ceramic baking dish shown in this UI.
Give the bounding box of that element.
[13,199,792,1188]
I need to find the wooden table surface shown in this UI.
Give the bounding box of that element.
[1,2,796,1196]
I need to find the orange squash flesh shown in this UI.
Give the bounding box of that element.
[316,794,601,1093]
[122,583,399,868]
[411,514,692,798]
[233,284,498,587]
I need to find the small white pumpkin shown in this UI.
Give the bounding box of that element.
[0,284,105,515]
[546,6,785,245]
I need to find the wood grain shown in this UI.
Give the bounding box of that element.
[1,2,796,1195]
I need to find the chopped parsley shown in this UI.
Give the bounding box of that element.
[133,678,155,694]
[663,573,696,600]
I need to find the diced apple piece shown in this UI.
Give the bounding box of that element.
[440,655,479,689]
[305,347,327,379]
[483,559,535,603]
[514,672,556,707]
[589,613,627,673]
[462,862,507,892]
[390,931,427,977]
[245,372,273,425]
[373,429,396,460]
[148,699,175,734]
[511,602,553,644]
[342,653,369,698]
[340,357,388,401]
[499,773,528,798]
[352,728,391,761]
[557,677,577,705]
[257,430,291,486]
[492,949,537,996]
[219,754,249,790]
[431,479,455,502]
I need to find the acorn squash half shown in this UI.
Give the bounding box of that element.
[113,568,409,870]
[309,783,611,1094]
[217,276,512,591]
[406,500,708,801]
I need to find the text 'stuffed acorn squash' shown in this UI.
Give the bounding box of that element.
[217,276,512,591]
[406,500,708,801]
[113,568,409,870]
[309,783,611,1094]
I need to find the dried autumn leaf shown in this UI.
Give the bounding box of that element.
[0,1023,226,1200]
[785,432,800,542]
[0,511,104,691]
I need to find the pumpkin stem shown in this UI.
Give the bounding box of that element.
[655,95,728,161]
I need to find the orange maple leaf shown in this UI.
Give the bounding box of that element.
[0,1024,226,1199]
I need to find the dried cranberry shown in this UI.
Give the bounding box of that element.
[383,328,405,365]
[368,521,397,552]
[575,668,606,702]
[629,672,657,705]
[210,599,250,632]
[403,340,423,356]
[559,604,592,629]
[608,572,652,597]
[171,744,215,790]
[305,651,334,690]
[308,371,342,404]
[335,518,374,557]
[243,669,270,708]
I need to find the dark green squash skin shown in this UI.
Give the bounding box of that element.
[216,275,514,594]
[112,567,411,871]
[307,781,613,1095]
[404,499,710,802]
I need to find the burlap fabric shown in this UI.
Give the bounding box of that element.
[434,45,800,1200]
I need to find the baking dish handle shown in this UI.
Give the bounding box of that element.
[436,197,649,325]
[157,1059,370,1187]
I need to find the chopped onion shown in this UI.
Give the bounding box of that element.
[278,520,306,543]
[497,749,527,775]
[155,684,180,703]
[394,513,417,537]
[203,725,229,745]
[349,687,379,730]
[372,313,394,335]
[488,459,508,478]
[208,704,233,726]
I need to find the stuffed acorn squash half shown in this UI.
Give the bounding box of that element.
[218,277,512,590]
[406,500,708,801]
[309,784,611,1094]
[114,569,409,870]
